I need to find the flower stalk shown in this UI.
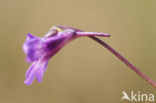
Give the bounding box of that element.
[89,36,156,88]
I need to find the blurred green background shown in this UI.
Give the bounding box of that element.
[0,0,156,103]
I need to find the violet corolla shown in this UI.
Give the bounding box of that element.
[23,26,110,85]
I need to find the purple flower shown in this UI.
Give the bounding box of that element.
[23,26,110,85]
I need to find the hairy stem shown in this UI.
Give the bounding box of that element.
[89,36,156,88]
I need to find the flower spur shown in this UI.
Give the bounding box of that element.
[23,26,110,85]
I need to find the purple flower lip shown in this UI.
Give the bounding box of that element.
[23,26,110,85]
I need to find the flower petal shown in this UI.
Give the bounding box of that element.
[24,60,48,85]
[25,61,36,79]
[42,30,75,60]
[23,33,45,62]
[26,33,39,40]
[44,26,63,38]
[24,61,37,85]
[36,61,48,82]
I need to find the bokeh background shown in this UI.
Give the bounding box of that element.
[0,0,156,103]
